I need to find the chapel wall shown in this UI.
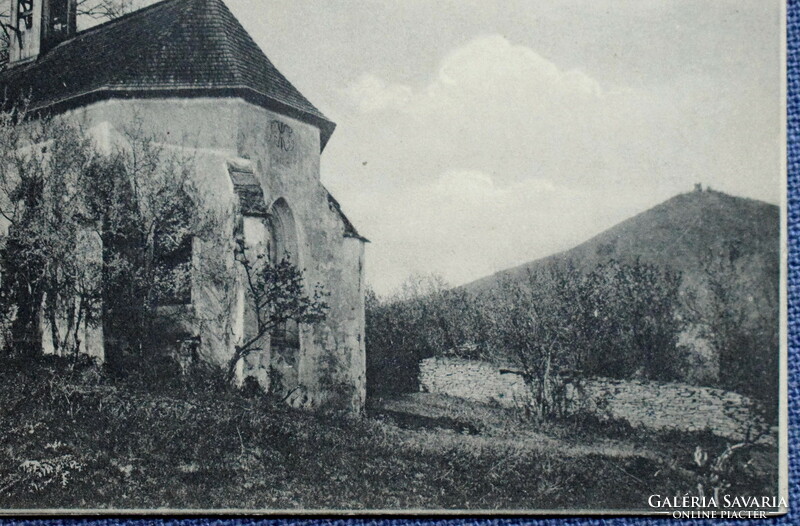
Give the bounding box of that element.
[236,104,366,412]
[70,99,258,369]
[64,98,366,411]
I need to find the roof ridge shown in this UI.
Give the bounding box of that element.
[210,1,327,120]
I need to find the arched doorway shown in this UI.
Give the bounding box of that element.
[267,198,302,395]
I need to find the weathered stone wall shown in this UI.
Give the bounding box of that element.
[572,379,757,440]
[419,357,759,440]
[418,358,532,408]
[236,103,367,412]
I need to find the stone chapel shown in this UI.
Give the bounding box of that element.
[0,0,367,411]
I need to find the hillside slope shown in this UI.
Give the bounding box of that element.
[461,188,780,400]
[467,188,780,292]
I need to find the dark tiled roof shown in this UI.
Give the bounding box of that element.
[0,0,335,149]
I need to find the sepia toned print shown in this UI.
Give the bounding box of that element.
[0,0,786,516]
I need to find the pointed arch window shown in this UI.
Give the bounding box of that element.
[266,199,300,353]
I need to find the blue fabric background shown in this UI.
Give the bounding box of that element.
[2,0,798,524]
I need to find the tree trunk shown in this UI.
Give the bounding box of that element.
[536,352,553,421]
[48,297,61,356]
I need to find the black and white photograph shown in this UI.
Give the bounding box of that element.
[0,0,787,516]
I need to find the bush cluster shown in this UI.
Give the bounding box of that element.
[367,259,686,402]
[367,251,778,418]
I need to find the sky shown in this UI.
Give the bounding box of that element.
[220,1,782,294]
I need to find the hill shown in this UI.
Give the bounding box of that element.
[459,188,780,402]
[466,188,780,292]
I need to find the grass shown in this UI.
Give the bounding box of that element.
[0,357,776,511]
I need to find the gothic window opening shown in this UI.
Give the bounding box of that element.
[268,214,300,351]
[266,199,301,392]
[17,0,34,31]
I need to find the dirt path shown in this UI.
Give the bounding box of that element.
[374,393,666,463]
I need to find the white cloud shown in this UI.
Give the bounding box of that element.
[344,73,413,113]
[325,33,780,294]
[430,34,602,102]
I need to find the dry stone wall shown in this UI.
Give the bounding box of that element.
[572,378,758,440]
[419,358,759,441]
[418,358,531,407]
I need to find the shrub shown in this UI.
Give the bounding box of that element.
[367,259,689,416]
[575,258,687,381]
[690,242,779,420]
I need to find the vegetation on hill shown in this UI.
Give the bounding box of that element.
[367,260,687,408]
[366,189,780,420]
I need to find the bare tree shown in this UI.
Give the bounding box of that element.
[76,0,142,20]
[480,258,684,420]
[485,264,582,421]
[229,253,328,383]
[83,118,199,364]
[577,258,686,381]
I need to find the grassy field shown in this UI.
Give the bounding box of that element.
[0,357,776,512]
